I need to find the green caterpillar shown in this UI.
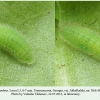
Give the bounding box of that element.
[60,25,100,61]
[0,25,34,64]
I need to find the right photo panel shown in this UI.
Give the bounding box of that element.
[55,1,100,86]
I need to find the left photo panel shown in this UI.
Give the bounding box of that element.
[0,1,55,86]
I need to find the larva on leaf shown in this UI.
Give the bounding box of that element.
[0,25,34,65]
[60,25,100,61]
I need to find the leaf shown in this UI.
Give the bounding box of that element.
[56,1,100,86]
[0,2,55,86]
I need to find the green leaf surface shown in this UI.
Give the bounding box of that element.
[0,1,55,86]
[56,1,100,86]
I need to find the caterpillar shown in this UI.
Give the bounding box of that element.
[0,25,34,65]
[60,24,100,61]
